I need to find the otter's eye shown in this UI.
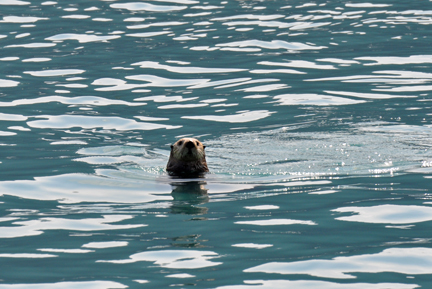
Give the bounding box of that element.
[196,141,200,145]
[178,141,183,145]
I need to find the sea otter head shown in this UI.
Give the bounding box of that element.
[171,138,206,162]
[166,137,209,176]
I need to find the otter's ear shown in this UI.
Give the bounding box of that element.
[170,145,174,150]
[203,145,206,149]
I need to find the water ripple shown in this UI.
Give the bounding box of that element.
[110,2,188,12]
[245,247,432,279]
[1,0,432,288]
[98,249,222,269]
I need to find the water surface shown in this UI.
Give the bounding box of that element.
[1,0,432,288]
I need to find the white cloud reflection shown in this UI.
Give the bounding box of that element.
[98,249,222,269]
[215,279,417,289]
[245,247,432,279]
[273,93,366,106]
[27,115,181,131]
[0,215,145,238]
[235,219,316,226]
[0,281,127,288]
[82,241,129,249]
[182,110,274,123]
[333,204,432,224]
[0,173,172,204]
[110,2,187,11]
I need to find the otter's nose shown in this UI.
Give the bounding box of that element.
[185,141,195,149]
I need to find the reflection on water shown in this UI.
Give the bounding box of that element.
[245,247,432,279]
[170,180,209,215]
[0,214,145,238]
[215,280,418,289]
[99,249,222,269]
[0,173,172,203]
[0,281,128,289]
[334,204,432,224]
[2,0,432,288]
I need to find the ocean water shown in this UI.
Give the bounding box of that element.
[1,0,432,288]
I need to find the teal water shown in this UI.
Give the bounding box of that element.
[1,0,432,288]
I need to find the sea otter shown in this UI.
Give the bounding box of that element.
[166,138,209,176]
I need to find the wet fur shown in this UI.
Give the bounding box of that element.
[166,138,209,176]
